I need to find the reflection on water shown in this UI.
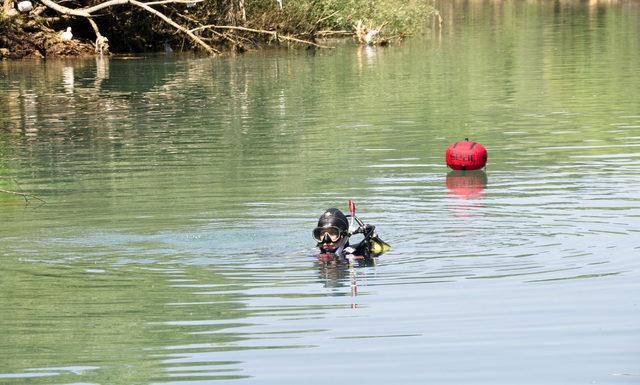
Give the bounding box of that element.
[1,1,640,384]
[95,56,110,88]
[62,66,74,94]
[446,170,487,219]
[446,170,487,199]
[356,45,380,71]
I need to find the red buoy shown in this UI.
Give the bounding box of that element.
[445,138,487,170]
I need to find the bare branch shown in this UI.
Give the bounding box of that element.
[39,0,92,16]
[39,0,219,54]
[144,0,202,5]
[129,0,219,53]
[316,30,353,36]
[191,25,332,49]
[86,17,101,37]
[315,11,338,25]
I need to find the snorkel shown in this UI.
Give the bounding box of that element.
[347,199,367,236]
[348,200,356,234]
[345,200,391,256]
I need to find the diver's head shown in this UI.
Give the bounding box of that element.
[313,208,349,252]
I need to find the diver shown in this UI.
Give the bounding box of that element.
[312,201,390,263]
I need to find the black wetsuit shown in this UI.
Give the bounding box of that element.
[318,224,380,263]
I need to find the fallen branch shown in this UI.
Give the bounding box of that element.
[211,29,244,48]
[145,0,203,5]
[39,0,219,54]
[316,30,353,37]
[170,7,201,25]
[0,188,46,205]
[190,25,332,49]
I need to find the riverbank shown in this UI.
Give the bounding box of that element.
[1,0,436,59]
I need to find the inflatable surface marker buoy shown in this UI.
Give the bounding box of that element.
[445,138,487,170]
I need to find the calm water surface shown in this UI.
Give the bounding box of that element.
[1,2,639,384]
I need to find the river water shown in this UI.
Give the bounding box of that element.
[1,1,639,384]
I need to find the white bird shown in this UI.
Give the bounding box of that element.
[276,0,282,10]
[17,0,33,12]
[95,35,109,55]
[363,29,379,45]
[61,27,73,41]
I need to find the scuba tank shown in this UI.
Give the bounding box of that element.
[357,223,391,256]
[370,231,391,254]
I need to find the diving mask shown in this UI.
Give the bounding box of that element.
[312,226,343,243]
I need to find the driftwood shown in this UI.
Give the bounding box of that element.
[354,20,388,45]
[190,25,332,49]
[39,0,220,54]
[316,30,353,37]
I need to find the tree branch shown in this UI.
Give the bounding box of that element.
[316,30,353,37]
[315,11,338,26]
[130,0,219,53]
[86,17,101,37]
[39,0,219,54]
[190,25,332,49]
[144,0,202,5]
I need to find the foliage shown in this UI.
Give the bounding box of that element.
[292,0,434,37]
[2,0,435,55]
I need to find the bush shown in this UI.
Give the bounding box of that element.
[1,0,435,55]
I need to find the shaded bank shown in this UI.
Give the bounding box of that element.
[1,0,435,59]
